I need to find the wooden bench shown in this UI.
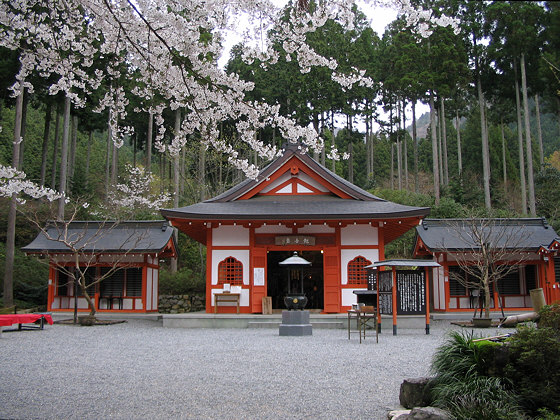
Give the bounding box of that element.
[214,293,240,314]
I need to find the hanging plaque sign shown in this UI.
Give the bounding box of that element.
[275,235,316,246]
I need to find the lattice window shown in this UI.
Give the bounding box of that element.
[218,257,243,286]
[347,256,371,286]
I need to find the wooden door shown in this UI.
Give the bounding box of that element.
[323,246,340,313]
[251,247,267,313]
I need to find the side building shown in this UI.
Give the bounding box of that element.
[413,218,559,313]
[23,220,177,313]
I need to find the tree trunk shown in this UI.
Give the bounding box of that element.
[68,114,78,192]
[171,109,181,274]
[478,76,491,210]
[51,104,61,189]
[413,102,418,193]
[403,99,408,190]
[535,94,544,171]
[456,111,462,178]
[40,102,52,186]
[57,96,71,221]
[440,96,449,186]
[501,120,507,195]
[390,142,395,190]
[18,89,28,169]
[146,110,153,173]
[437,107,444,188]
[199,141,206,201]
[105,109,112,198]
[430,94,440,204]
[3,88,24,308]
[520,53,536,216]
[85,131,92,189]
[348,142,353,183]
[514,58,527,214]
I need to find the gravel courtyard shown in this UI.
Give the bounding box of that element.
[0,319,503,420]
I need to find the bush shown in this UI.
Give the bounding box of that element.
[430,331,524,419]
[504,326,560,416]
[538,303,560,330]
[159,267,205,295]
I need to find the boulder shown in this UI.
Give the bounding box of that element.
[399,377,433,409]
[407,407,450,420]
[388,409,411,419]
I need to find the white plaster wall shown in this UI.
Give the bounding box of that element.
[123,298,133,310]
[505,296,524,307]
[437,266,445,310]
[211,288,250,307]
[298,172,328,192]
[146,267,153,311]
[136,298,143,310]
[340,249,379,285]
[52,297,60,309]
[341,224,378,246]
[342,288,366,306]
[152,269,158,310]
[212,225,249,246]
[260,172,291,193]
[211,249,250,286]
[255,225,293,234]
[297,224,335,234]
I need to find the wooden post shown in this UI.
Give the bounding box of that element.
[425,266,430,335]
[392,267,397,335]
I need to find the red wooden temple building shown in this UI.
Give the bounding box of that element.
[161,144,430,314]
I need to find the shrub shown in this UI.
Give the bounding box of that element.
[159,267,205,295]
[504,326,560,416]
[430,331,524,419]
[538,303,560,330]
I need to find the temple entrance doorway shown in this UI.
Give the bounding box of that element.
[267,250,324,310]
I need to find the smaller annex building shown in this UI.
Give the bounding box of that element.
[23,220,176,313]
[161,144,430,314]
[414,218,560,313]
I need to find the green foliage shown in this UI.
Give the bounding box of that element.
[504,325,560,415]
[0,243,48,308]
[159,267,205,295]
[430,330,524,420]
[538,303,560,330]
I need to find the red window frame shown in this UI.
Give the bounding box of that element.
[218,257,243,286]
[347,256,371,286]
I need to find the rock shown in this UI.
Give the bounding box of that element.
[388,409,411,419]
[407,407,451,420]
[399,377,433,409]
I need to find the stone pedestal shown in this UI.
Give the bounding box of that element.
[279,310,312,336]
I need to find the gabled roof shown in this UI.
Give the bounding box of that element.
[208,144,380,202]
[161,145,430,244]
[22,220,176,256]
[414,218,558,254]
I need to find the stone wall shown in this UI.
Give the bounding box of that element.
[159,294,205,313]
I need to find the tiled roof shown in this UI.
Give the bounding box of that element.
[22,220,175,254]
[415,218,558,252]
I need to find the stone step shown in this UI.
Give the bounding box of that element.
[247,321,344,329]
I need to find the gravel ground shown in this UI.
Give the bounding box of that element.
[0,319,506,420]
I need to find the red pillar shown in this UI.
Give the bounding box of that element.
[425,266,430,335]
[392,267,397,335]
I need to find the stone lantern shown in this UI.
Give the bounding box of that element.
[278,251,312,336]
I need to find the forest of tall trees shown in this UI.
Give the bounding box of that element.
[1,0,560,308]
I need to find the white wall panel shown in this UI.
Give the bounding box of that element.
[211,249,250,285]
[297,224,335,234]
[213,225,249,246]
[340,249,379,285]
[255,225,293,234]
[341,224,378,246]
[146,267,153,311]
[342,288,365,306]
[211,288,250,307]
